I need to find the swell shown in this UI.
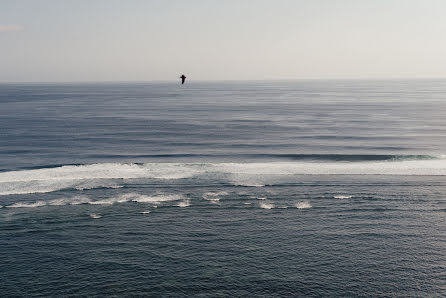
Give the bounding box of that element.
[47,153,442,162]
[240,154,440,161]
[2,154,440,173]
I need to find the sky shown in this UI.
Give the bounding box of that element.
[1,0,446,82]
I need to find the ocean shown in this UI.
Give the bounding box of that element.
[1,80,445,297]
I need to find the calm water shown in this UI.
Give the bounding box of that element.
[1,80,446,297]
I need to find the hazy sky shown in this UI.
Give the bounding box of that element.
[1,0,446,82]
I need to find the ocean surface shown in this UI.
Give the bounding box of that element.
[1,80,446,297]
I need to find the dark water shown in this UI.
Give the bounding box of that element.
[1,80,446,297]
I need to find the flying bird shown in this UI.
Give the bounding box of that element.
[180,74,186,85]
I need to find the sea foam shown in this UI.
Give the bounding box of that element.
[295,201,312,209]
[4,193,186,208]
[203,191,227,203]
[334,195,352,199]
[7,201,47,208]
[88,193,185,205]
[1,159,445,195]
[177,199,191,207]
[260,202,274,209]
[0,163,199,195]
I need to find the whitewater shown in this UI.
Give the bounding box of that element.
[0,158,445,196]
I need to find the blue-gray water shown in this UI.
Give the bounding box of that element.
[1,80,446,297]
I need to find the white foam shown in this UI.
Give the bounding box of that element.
[0,163,200,195]
[7,201,47,208]
[75,183,123,191]
[203,191,229,204]
[203,191,228,197]
[232,183,266,187]
[5,195,91,208]
[257,197,267,200]
[47,199,70,206]
[203,191,227,201]
[88,193,184,205]
[68,196,91,205]
[88,195,129,205]
[131,194,185,204]
[295,201,312,209]
[1,159,445,195]
[0,163,199,183]
[177,199,191,207]
[334,195,352,199]
[216,160,446,187]
[3,193,184,209]
[140,211,151,214]
[206,197,220,204]
[89,213,102,219]
[260,202,274,209]
[243,202,252,205]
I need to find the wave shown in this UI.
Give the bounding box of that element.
[259,202,274,209]
[334,195,352,199]
[0,163,200,195]
[88,193,185,205]
[0,157,445,195]
[177,199,191,207]
[295,201,312,209]
[43,153,442,162]
[239,153,442,162]
[203,191,228,203]
[4,193,186,208]
[8,201,48,208]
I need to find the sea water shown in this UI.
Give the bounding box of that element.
[1,80,446,296]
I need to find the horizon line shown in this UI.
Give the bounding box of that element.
[2,77,446,84]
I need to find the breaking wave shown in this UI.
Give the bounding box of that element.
[334,195,353,199]
[0,163,201,195]
[203,191,228,203]
[88,193,184,205]
[177,199,191,207]
[260,202,274,209]
[295,201,312,209]
[0,157,445,195]
[8,201,47,208]
[55,153,442,162]
[4,193,186,208]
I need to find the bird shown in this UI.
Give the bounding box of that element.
[180,74,186,85]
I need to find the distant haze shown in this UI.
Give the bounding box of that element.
[1,0,446,82]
